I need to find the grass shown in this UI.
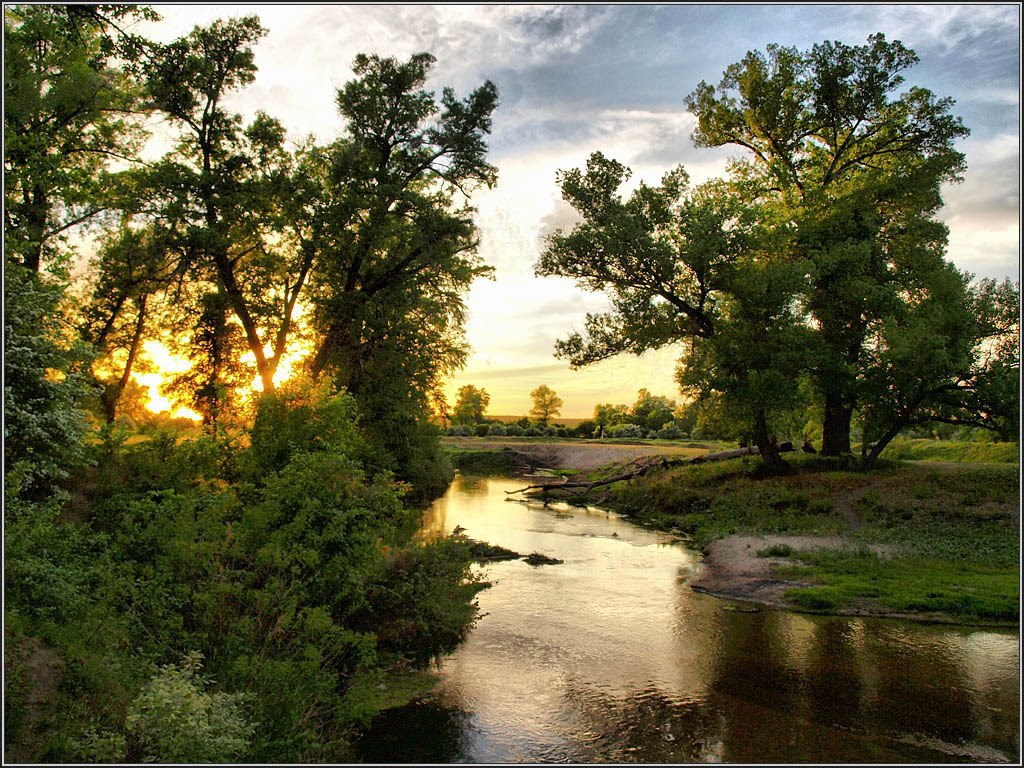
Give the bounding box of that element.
[879,438,1019,464]
[610,454,859,547]
[606,453,1020,624]
[779,549,1019,621]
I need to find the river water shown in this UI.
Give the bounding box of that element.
[356,474,1020,763]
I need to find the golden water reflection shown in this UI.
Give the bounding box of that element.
[360,475,1020,763]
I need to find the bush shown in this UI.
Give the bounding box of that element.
[523,427,543,437]
[485,423,506,437]
[505,424,524,436]
[125,652,254,763]
[446,424,473,436]
[473,423,489,437]
[570,420,598,438]
[606,423,645,439]
[656,423,685,440]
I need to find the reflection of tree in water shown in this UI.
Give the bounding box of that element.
[558,683,726,763]
[702,610,1013,762]
[354,699,473,763]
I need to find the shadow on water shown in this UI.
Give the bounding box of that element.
[356,475,1020,763]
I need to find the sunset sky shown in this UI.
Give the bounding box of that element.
[138,3,1020,418]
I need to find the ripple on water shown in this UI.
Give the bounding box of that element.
[357,476,1020,764]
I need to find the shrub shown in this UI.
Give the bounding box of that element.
[485,423,506,437]
[606,423,644,439]
[446,424,473,436]
[505,424,524,436]
[757,543,794,558]
[656,423,684,440]
[570,419,598,438]
[523,427,543,437]
[473,423,489,437]
[125,652,254,763]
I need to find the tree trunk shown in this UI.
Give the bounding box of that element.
[101,296,148,423]
[862,422,904,471]
[820,395,853,456]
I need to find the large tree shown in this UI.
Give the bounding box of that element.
[452,385,490,426]
[538,154,806,463]
[529,385,563,426]
[140,16,298,396]
[304,52,498,385]
[685,33,970,455]
[292,52,498,489]
[4,4,155,273]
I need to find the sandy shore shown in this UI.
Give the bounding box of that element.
[444,437,708,471]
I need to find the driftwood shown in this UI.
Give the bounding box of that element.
[506,442,794,498]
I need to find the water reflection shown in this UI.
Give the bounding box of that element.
[357,475,1019,763]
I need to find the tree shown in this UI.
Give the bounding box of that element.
[686,33,970,455]
[593,403,629,431]
[538,154,805,464]
[677,257,813,469]
[305,52,498,384]
[4,260,92,508]
[529,385,563,425]
[4,4,155,272]
[452,385,490,426]
[293,52,498,491]
[140,16,299,396]
[630,389,677,432]
[857,275,1020,468]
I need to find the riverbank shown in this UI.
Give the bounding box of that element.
[442,435,724,472]
[452,439,1020,626]
[613,455,1019,625]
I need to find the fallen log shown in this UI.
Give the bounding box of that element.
[506,442,793,498]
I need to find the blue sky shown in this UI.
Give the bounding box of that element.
[142,3,1020,417]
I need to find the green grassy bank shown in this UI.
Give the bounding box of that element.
[607,453,1020,624]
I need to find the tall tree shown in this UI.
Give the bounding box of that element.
[4,4,155,272]
[452,385,490,426]
[630,389,677,432]
[141,16,298,395]
[294,52,498,491]
[529,385,563,426]
[304,52,498,384]
[686,33,970,455]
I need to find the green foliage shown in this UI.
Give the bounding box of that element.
[529,384,563,425]
[4,4,153,271]
[4,262,92,505]
[880,438,1019,464]
[352,536,487,666]
[125,652,254,763]
[686,34,974,456]
[452,385,490,425]
[606,423,645,439]
[630,389,677,432]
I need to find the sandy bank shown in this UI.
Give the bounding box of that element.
[444,437,708,471]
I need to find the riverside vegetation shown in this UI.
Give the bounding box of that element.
[4,5,1019,763]
[609,450,1019,624]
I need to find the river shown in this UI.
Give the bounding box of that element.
[356,474,1020,763]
